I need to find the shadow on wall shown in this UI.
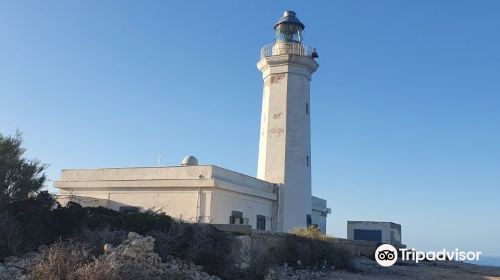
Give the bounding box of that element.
[55,194,207,223]
[56,194,145,214]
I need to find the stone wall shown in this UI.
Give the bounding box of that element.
[235,231,378,268]
[330,238,378,257]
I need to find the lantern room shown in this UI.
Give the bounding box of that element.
[274,11,304,43]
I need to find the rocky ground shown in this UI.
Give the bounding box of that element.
[103,232,219,280]
[0,232,219,280]
[1,233,499,280]
[0,251,41,280]
[266,257,500,280]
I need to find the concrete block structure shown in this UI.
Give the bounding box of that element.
[347,221,402,246]
[54,11,331,233]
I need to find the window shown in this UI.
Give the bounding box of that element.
[306,155,310,167]
[306,214,312,226]
[257,215,266,230]
[306,103,309,114]
[230,211,244,224]
[119,206,139,214]
[353,229,382,243]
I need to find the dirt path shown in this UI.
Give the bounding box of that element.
[270,257,500,279]
[334,258,500,280]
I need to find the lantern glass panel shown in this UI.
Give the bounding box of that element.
[275,24,302,43]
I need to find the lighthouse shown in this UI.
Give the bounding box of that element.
[55,11,330,234]
[257,11,319,232]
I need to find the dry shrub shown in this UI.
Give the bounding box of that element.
[244,247,282,280]
[26,241,92,280]
[286,226,354,270]
[71,259,120,280]
[284,234,354,270]
[290,226,332,241]
[26,239,159,280]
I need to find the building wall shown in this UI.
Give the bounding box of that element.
[389,223,402,245]
[347,221,402,246]
[55,166,277,227]
[58,189,212,222]
[311,209,326,233]
[210,188,275,231]
[311,196,330,233]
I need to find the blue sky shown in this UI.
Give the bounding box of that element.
[1,1,499,257]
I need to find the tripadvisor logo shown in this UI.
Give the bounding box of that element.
[375,244,482,267]
[375,244,398,267]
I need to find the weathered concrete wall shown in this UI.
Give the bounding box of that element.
[331,238,378,257]
[347,221,402,246]
[256,54,319,232]
[234,232,378,268]
[210,188,275,230]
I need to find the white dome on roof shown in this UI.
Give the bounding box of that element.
[181,155,198,166]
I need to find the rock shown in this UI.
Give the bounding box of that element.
[22,252,40,260]
[103,243,114,254]
[264,265,337,280]
[37,245,48,253]
[127,232,140,239]
[106,232,220,280]
[121,247,137,258]
[0,248,41,279]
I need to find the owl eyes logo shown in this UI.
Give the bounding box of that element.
[378,250,396,261]
[375,244,398,267]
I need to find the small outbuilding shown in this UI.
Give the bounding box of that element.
[347,221,402,246]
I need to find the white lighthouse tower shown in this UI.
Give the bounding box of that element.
[257,11,319,232]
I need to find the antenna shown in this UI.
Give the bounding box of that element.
[158,153,163,166]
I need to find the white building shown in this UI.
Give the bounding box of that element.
[55,11,331,233]
[347,221,403,246]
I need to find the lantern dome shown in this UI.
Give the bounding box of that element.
[274,11,305,30]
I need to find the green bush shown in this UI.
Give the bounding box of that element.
[0,200,177,259]
[50,203,175,235]
[0,193,56,257]
[71,228,128,256]
[0,132,47,211]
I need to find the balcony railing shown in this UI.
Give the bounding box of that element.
[260,42,317,59]
[229,216,249,225]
